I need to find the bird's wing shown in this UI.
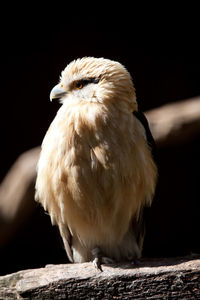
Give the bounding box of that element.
[59,223,73,262]
[133,110,157,161]
[132,110,157,252]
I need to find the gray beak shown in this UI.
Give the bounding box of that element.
[50,84,67,101]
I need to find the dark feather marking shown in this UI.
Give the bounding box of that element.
[133,110,157,161]
[75,77,101,88]
[132,110,157,253]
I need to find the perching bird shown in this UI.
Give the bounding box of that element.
[35,57,157,270]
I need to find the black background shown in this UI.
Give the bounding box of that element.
[0,7,200,274]
[1,9,200,179]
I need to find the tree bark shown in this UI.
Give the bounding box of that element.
[0,147,40,248]
[146,96,200,147]
[0,256,199,299]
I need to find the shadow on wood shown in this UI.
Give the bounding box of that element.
[0,255,199,299]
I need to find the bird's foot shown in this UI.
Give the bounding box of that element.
[92,247,115,272]
[92,256,103,272]
[92,247,103,271]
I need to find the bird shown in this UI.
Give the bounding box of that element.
[35,57,157,270]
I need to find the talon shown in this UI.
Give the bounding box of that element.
[92,247,103,271]
[93,257,103,272]
[91,247,114,270]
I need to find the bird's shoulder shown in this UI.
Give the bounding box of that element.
[133,110,156,161]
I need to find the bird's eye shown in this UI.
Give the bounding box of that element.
[73,77,100,90]
[74,81,83,89]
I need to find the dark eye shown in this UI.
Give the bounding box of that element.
[74,81,83,89]
[73,77,100,90]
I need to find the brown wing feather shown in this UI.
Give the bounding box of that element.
[58,223,73,262]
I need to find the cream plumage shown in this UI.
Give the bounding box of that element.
[35,57,157,269]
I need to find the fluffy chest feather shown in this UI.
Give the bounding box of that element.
[37,101,155,242]
[44,102,139,195]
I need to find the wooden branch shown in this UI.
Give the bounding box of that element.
[0,256,199,299]
[0,147,40,247]
[146,96,200,147]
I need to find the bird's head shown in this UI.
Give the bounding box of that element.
[50,57,137,111]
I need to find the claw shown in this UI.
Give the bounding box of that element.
[91,247,115,271]
[92,247,103,271]
[92,257,103,272]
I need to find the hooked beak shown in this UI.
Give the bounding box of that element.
[50,84,67,101]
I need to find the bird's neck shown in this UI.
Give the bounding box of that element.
[59,100,132,132]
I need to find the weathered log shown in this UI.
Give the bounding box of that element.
[146,96,200,147]
[0,256,199,299]
[0,147,40,248]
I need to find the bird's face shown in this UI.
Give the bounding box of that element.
[50,57,137,111]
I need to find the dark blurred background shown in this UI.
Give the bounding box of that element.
[0,8,200,275]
